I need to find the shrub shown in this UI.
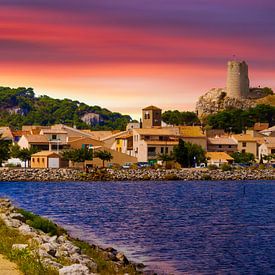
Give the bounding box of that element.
[208,164,218,170]
[201,174,212,181]
[221,163,232,171]
[17,209,66,236]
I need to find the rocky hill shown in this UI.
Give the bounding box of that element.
[0,86,132,130]
[196,87,274,118]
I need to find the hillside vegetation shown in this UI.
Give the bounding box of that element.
[0,87,132,130]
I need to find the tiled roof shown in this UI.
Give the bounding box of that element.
[142,105,161,111]
[232,134,258,142]
[32,151,60,157]
[254,123,269,131]
[206,152,234,161]
[208,137,237,145]
[25,135,49,143]
[146,141,179,146]
[41,129,68,134]
[134,127,180,136]
[179,126,205,137]
[116,133,133,139]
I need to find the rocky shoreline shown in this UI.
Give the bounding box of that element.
[0,167,274,182]
[0,198,144,275]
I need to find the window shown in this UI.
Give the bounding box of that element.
[52,134,57,140]
[37,158,40,163]
[144,111,150,119]
[42,158,45,163]
[32,158,34,163]
[165,147,168,154]
[242,142,247,147]
[229,145,232,148]
[242,149,246,153]
[117,140,120,144]
[161,147,164,154]
[218,145,222,148]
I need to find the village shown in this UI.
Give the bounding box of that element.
[0,104,274,171]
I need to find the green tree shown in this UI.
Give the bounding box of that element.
[157,153,174,168]
[230,152,255,164]
[173,140,206,168]
[62,148,93,163]
[11,144,39,168]
[0,134,11,167]
[162,110,200,126]
[94,150,113,167]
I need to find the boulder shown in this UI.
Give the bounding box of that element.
[59,264,90,275]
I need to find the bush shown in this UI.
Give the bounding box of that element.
[17,209,66,236]
[208,164,218,170]
[201,174,212,180]
[221,164,232,171]
[164,174,179,180]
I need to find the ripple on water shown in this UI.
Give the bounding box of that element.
[0,180,274,274]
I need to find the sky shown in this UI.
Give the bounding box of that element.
[0,0,275,119]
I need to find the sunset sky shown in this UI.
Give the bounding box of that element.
[0,0,274,119]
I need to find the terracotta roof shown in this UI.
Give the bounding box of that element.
[232,134,258,142]
[116,133,133,139]
[260,126,275,134]
[32,151,60,157]
[134,127,179,136]
[142,105,161,111]
[82,130,114,140]
[12,130,31,137]
[208,137,237,145]
[179,126,206,137]
[41,129,68,134]
[24,135,49,143]
[146,141,179,146]
[254,123,269,131]
[206,152,234,161]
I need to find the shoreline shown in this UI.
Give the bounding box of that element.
[0,198,145,275]
[0,167,274,182]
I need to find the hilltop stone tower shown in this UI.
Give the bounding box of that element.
[226,60,250,98]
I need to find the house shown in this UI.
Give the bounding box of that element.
[232,134,259,158]
[0,127,14,141]
[179,126,207,150]
[39,129,69,151]
[206,152,234,167]
[31,151,61,168]
[132,128,179,163]
[258,137,275,162]
[207,136,238,153]
[18,135,49,151]
[112,132,134,156]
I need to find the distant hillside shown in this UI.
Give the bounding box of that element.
[0,87,132,130]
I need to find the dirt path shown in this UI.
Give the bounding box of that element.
[0,254,22,275]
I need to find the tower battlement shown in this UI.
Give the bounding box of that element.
[226,60,249,98]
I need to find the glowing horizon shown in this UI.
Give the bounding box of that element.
[0,1,274,120]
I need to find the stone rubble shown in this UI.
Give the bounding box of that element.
[0,198,136,275]
[0,167,274,182]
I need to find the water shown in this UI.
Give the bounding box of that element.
[0,180,274,274]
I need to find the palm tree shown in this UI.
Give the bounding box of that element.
[94,150,113,168]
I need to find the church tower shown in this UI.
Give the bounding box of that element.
[142,106,162,128]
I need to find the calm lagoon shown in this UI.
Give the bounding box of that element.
[0,180,274,274]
